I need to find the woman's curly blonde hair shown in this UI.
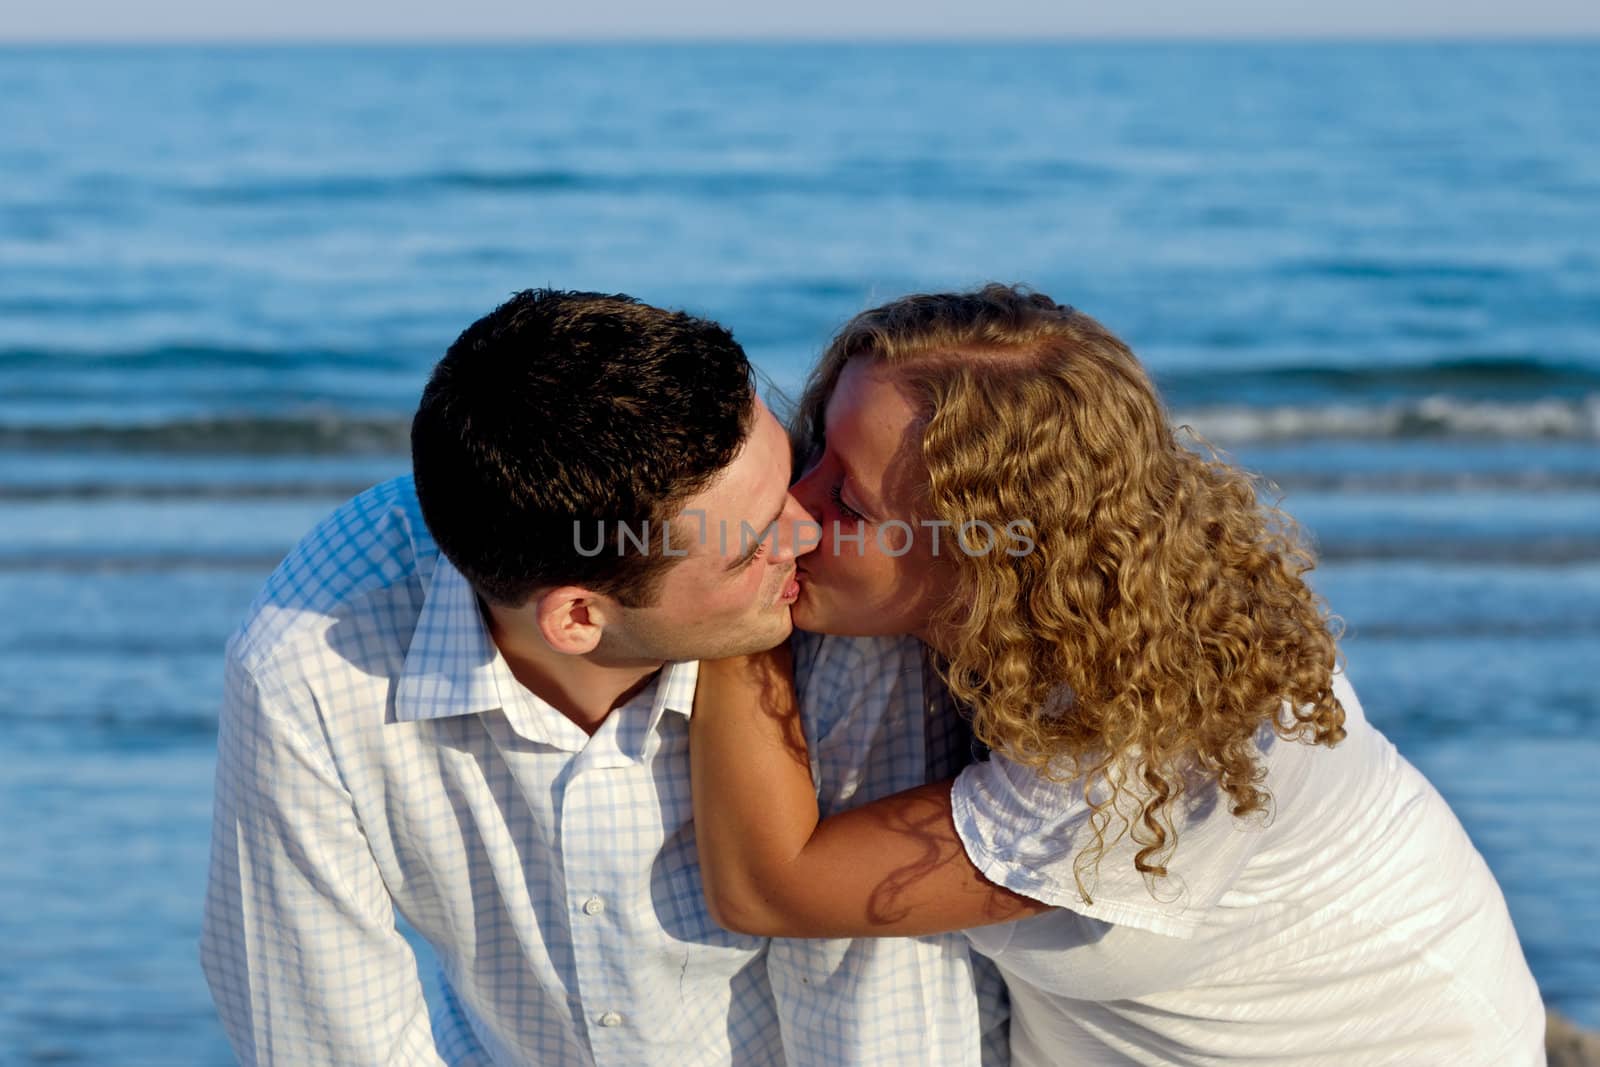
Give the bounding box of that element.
[794,284,1347,899]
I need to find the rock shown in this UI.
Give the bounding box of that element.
[1549,1011,1600,1067]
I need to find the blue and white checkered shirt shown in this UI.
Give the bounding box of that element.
[201,476,1006,1066]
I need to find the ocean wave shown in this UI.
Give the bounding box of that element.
[89,710,219,742]
[1265,470,1600,492]
[0,551,290,573]
[1159,355,1600,401]
[162,159,1110,207]
[0,394,1595,459]
[2,709,220,746]
[176,168,588,204]
[4,536,1596,573]
[1176,395,1600,443]
[5,469,1598,503]
[0,342,419,371]
[172,167,838,205]
[4,345,1596,395]
[1316,537,1600,566]
[0,414,409,454]
[1279,256,1519,283]
[1349,619,1600,639]
[0,481,377,501]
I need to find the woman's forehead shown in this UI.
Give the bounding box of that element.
[825,360,928,506]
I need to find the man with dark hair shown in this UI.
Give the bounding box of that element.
[200,290,997,1065]
[410,289,764,616]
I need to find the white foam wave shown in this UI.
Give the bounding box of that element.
[1175,395,1600,443]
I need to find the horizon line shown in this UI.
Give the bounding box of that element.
[3,31,1599,47]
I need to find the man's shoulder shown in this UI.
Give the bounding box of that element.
[792,631,926,737]
[792,633,948,806]
[229,475,435,678]
[793,632,924,691]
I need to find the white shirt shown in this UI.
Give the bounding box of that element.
[200,475,1002,1066]
[951,673,1546,1066]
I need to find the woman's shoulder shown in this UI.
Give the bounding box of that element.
[951,749,1244,937]
[951,672,1394,937]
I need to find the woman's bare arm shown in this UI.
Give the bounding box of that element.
[688,645,1049,939]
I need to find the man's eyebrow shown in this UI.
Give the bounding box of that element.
[725,498,788,570]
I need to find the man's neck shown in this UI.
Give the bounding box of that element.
[484,603,661,735]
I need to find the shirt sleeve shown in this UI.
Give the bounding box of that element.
[767,633,994,1066]
[200,649,451,1065]
[951,745,1262,939]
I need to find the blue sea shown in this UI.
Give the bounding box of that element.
[1,43,1597,1064]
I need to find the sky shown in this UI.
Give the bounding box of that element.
[4,0,1600,42]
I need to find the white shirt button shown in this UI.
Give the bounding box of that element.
[581,896,605,916]
[599,1011,624,1028]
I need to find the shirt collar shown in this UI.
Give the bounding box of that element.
[395,556,698,749]
[395,555,505,724]
[650,659,699,731]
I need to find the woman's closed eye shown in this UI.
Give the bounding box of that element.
[828,483,866,522]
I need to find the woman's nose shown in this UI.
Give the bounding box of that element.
[789,463,825,522]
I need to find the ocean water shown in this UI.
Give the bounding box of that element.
[1,43,1597,1064]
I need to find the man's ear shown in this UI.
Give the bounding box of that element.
[533,586,615,655]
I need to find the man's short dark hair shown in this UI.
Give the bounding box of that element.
[412,289,755,608]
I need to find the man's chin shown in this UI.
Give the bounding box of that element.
[695,605,794,658]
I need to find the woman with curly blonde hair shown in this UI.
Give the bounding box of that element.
[689,285,1543,1064]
